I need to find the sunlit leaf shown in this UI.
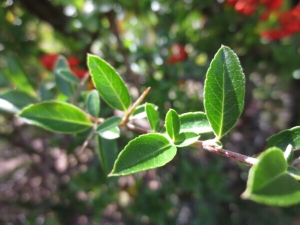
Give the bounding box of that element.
[165,109,180,140]
[145,103,160,132]
[18,101,93,133]
[88,54,131,111]
[174,132,200,147]
[242,147,300,206]
[109,133,177,176]
[179,112,213,134]
[204,46,245,139]
[267,126,300,151]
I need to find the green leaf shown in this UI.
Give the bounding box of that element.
[130,103,158,120]
[87,54,131,111]
[54,55,75,98]
[4,53,36,96]
[174,132,200,147]
[98,136,119,175]
[109,133,177,176]
[287,166,300,181]
[96,116,122,133]
[18,101,93,133]
[86,90,100,117]
[204,46,245,139]
[98,126,120,140]
[242,147,300,206]
[179,112,213,134]
[165,109,180,140]
[0,90,38,113]
[145,103,160,131]
[57,69,79,84]
[267,126,300,151]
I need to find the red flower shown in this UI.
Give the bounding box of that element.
[71,68,88,79]
[67,56,80,67]
[40,54,58,70]
[166,43,188,64]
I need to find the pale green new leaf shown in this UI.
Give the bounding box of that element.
[145,103,160,132]
[165,109,180,140]
[179,112,212,134]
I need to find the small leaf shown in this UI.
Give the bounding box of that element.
[57,69,79,84]
[145,103,160,132]
[130,103,158,120]
[287,166,300,181]
[284,144,294,163]
[204,46,245,139]
[0,90,38,113]
[87,54,131,111]
[18,101,93,133]
[174,132,200,147]
[267,126,300,151]
[165,109,180,140]
[109,133,177,176]
[54,56,75,97]
[96,116,122,133]
[86,90,100,117]
[179,112,213,134]
[242,147,300,206]
[98,126,120,140]
[98,136,119,174]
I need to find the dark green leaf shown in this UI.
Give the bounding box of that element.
[165,109,180,140]
[204,46,245,139]
[0,90,38,113]
[145,103,160,131]
[18,101,93,133]
[179,112,213,134]
[267,126,300,151]
[86,90,100,117]
[109,133,177,176]
[87,54,131,111]
[98,137,119,174]
[287,166,300,181]
[57,69,79,84]
[54,55,75,98]
[174,132,200,147]
[242,147,300,206]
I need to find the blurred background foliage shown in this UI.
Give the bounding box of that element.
[1,0,300,224]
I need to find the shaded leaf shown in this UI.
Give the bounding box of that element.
[204,46,245,139]
[165,109,180,140]
[267,126,300,151]
[109,133,177,176]
[86,90,100,117]
[174,132,200,147]
[242,148,300,206]
[179,112,213,134]
[145,103,160,131]
[96,116,122,133]
[18,101,93,133]
[88,54,131,111]
[98,136,119,175]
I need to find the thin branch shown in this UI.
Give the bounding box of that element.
[71,72,90,104]
[78,123,98,154]
[126,123,151,134]
[193,141,258,166]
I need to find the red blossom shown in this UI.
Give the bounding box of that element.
[166,43,187,64]
[67,56,80,67]
[40,54,59,70]
[71,68,88,79]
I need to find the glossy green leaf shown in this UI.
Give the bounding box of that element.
[174,132,200,147]
[54,55,75,98]
[98,136,119,175]
[130,103,158,120]
[87,54,131,111]
[4,53,36,95]
[98,126,120,140]
[86,90,100,117]
[145,103,160,131]
[0,90,38,113]
[109,133,177,176]
[204,46,245,139]
[96,116,122,133]
[179,112,213,134]
[242,148,300,206]
[165,109,180,140]
[18,101,93,133]
[267,126,300,151]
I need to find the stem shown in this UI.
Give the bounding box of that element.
[71,72,90,105]
[78,123,98,154]
[193,141,258,166]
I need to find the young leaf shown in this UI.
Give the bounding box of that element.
[87,54,131,111]
[145,103,160,131]
[98,136,119,175]
[54,55,75,98]
[179,112,213,134]
[98,126,120,140]
[18,101,93,133]
[165,109,181,140]
[109,133,177,176]
[204,46,245,139]
[0,90,38,113]
[174,132,200,147]
[86,90,100,117]
[130,103,159,120]
[267,126,300,151]
[96,116,122,133]
[242,147,300,206]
